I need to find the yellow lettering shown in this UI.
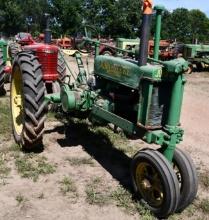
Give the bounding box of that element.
[100,62,130,78]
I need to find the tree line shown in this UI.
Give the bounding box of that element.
[0,0,208,43]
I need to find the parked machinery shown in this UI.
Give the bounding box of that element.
[8,15,66,95]
[10,1,198,218]
[0,39,12,96]
[183,44,209,71]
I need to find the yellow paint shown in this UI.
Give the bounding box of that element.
[100,61,130,78]
[11,66,24,135]
[62,49,88,57]
[135,162,164,207]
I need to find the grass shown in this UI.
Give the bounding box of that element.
[199,198,209,214]
[59,176,78,198]
[16,193,27,206]
[199,171,209,188]
[15,154,56,182]
[59,176,77,194]
[0,100,12,140]
[0,153,11,179]
[111,186,153,219]
[85,177,110,206]
[66,156,94,166]
[9,143,21,152]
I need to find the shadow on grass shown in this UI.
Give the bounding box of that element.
[46,119,133,192]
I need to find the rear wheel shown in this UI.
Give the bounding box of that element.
[9,42,20,60]
[0,49,6,96]
[57,51,66,82]
[131,149,180,218]
[10,52,46,150]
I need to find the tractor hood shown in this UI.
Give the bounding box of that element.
[94,56,162,89]
[23,43,58,53]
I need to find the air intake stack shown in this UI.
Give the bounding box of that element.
[138,0,153,66]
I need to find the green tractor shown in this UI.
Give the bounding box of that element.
[10,1,198,218]
[0,39,12,96]
[183,44,209,71]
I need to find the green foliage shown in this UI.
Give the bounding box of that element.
[0,1,208,43]
[50,0,83,36]
[159,8,209,43]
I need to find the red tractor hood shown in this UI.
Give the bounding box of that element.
[23,43,59,53]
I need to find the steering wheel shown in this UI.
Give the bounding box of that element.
[74,25,99,54]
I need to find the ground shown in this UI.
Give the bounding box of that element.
[0,56,209,220]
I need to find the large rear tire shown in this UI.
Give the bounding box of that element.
[9,42,20,61]
[10,52,46,150]
[57,51,66,82]
[0,48,6,96]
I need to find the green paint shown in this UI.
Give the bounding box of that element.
[166,75,185,126]
[94,56,142,89]
[153,5,165,60]
[75,52,87,85]
[91,105,137,134]
[138,81,153,125]
[0,40,8,63]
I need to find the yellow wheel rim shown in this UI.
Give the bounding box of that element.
[135,162,164,207]
[11,66,24,136]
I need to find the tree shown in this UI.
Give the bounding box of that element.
[0,0,25,36]
[189,9,209,43]
[83,0,142,38]
[50,0,83,37]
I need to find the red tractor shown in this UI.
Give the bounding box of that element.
[9,15,66,95]
[10,15,66,149]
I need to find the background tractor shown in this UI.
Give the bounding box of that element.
[183,44,209,71]
[10,1,198,218]
[8,14,66,95]
[0,39,12,96]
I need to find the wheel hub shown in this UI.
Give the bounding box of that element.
[11,66,24,136]
[14,95,22,108]
[136,162,164,207]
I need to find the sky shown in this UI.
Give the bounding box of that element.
[154,0,209,17]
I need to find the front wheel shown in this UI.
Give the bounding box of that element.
[10,52,46,150]
[131,149,180,218]
[172,148,198,212]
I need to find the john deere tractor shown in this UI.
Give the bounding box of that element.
[10,1,198,218]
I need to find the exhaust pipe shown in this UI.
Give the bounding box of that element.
[138,0,153,66]
[153,5,165,60]
[44,13,52,44]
